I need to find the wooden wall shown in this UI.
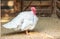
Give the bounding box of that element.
[1,0,60,18]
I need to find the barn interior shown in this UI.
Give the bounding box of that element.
[1,0,60,39]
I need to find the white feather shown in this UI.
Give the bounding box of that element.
[3,11,38,31]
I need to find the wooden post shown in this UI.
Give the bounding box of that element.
[53,0,57,14]
[21,0,23,11]
[14,0,16,13]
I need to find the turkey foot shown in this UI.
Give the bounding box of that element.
[26,30,29,35]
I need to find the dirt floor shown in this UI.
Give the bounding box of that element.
[1,14,60,39]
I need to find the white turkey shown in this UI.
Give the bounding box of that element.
[3,7,38,35]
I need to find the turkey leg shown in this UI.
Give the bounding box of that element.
[26,30,29,35]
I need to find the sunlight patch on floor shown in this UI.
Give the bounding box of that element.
[0,20,9,23]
